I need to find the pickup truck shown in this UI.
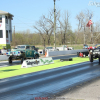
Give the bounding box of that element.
[32,46,39,52]
[6,45,39,64]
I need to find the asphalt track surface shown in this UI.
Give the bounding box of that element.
[0,55,100,100]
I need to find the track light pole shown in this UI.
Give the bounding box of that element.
[54,0,56,49]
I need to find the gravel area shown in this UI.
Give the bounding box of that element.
[49,77,100,100]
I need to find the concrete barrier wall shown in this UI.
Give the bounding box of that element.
[0,49,88,61]
[47,49,88,57]
[0,55,9,61]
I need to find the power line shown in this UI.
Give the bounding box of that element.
[13,17,33,28]
[12,23,34,24]
[14,14,35,22]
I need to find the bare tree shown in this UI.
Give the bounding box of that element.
[58,10,71,44]
[85,10,93,44]
[33,15,54,49]
[76,10,94,44]
[76,11,85,44]
[33,9,61,49]
[76,11,85,31]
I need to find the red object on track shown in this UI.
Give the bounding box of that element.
[79,53,83,57]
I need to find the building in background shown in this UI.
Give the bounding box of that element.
[0,10,14,49]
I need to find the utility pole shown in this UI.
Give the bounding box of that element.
[13,26,15,48]
[91,23,94,45]
[91,24,93,44]
[84,23,86,44]
[54,0,56,49]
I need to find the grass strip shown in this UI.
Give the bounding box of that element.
[0,57,90,79]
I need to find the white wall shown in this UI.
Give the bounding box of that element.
[0,15,6,44]
[6,16,12,44]
[0,49,88,61]
[0,55,8,61]
[9,18,12,42]
[0,15,12,45]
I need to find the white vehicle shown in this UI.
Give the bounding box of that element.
[56,45,73,51]
[45,47,54,52]
[68,46,74,50]
[44,45,73,53]
[0,49,7,55]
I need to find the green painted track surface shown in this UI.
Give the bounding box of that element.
[0,57,90,79]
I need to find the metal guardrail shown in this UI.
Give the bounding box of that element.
[0,55,9,61]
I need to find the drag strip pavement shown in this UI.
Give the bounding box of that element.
[0,60,21,68]
[0,60,100,100]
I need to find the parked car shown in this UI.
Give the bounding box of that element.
[56,45,73,51]
[94,44,100,49]
[67,46,74,50]
[45,47,54,51]
[11,46,17,51]
[6,45,39,64]
[0,48,7,55]
[83,44,89,49]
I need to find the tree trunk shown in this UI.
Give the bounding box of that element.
[63,33,66,44]
[47,37,50,45]
[43,39,45,50]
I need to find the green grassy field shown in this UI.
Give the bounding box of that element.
[36,45,83,50]
[0,57,90,79]
[36,44,93,50]
[11,44,93,50]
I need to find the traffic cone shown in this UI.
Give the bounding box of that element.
[45,52,47,57]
